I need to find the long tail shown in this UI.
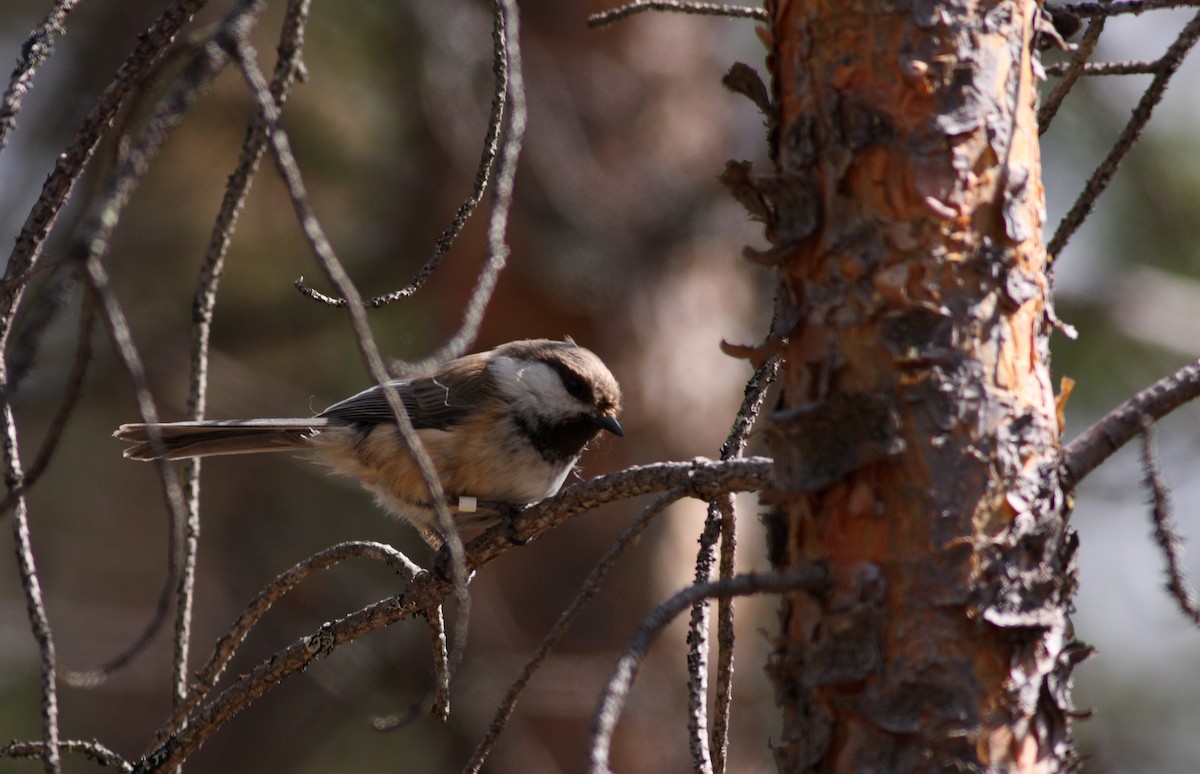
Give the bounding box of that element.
[114,418,333,460]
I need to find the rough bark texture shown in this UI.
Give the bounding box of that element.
[754,1,1083,770]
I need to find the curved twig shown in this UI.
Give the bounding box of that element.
[588,568,828,774]
[401,0,527,372]
[228,33,475,710]
[1,367,59,771]
[1047,9,1200,256]
[295,0,509,309]
[1061,357,1200,490]
[1038,15,1106,134]
[0,287,95,519]
[134,458,771,771]
[175,0,311,711]
[156,541,420,741]
[61,0,269,692]
[587,1,768,29]
[463,488,687,773]
[0,738,131,772]
[0,0,82,153]
[686,354,779,774]
[1137,422,1200,627]
[1057,0,1200,16]
[1,0,213,300]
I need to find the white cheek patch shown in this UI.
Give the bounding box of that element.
[490,356,576,420]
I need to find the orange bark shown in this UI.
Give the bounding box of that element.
[757,1,1080,770]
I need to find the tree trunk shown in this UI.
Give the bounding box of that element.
[757,2,1083,770]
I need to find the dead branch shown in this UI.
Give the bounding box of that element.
[176,0,310,711]
[686,353,778,774]
[463,489,687,773]
[1061,357,1200,489]
[1047,9,1200,255]
[1,0,212,301]
[157,541,421,741]
[588,567,829,774]
[587,1,768,29]
[226,32,474,679]
[295,0,510,310]
[0,739,131,772]
[0,0,81,152]
[1138,422,1200,627]
[1057,0,1200,16]
[135,457,770,771]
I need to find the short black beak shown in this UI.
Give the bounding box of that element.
[596,412,624,437]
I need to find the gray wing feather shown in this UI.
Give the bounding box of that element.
[318,355,495,431]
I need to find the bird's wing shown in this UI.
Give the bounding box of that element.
[318,353,497,431]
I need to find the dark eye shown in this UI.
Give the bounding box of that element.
[563,374,589,401]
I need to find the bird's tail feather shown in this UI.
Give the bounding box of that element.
[114,418,332,460]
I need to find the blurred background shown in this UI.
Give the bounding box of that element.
[0,1,1197,772]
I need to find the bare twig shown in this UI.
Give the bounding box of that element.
[61,0,269,691]
[587,1,768,29]
[0,739,131,772]
[1047,9,1200,256]
[1056,0,1200,16]
[588,568,829,774]
[1039,16,1107,134]
[341,0,508,309]
[686,354,779,774]
[175,0,311,712]
[136,458,770,771]
[1138,421,1200,626]
[430,604,452,721]
[1,363,59,772]
[1044,59,1161,76]
[1061,358,1200,489]
[227,32,474,705]
[0,0,82,153]
[0,288,95,518]
[1,0,212,302]
[403,0,527,372]
[463,489,687,773]
[156,541,420,741]
[370,602,452,732]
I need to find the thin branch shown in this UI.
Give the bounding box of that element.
[1,0,212,302]
[1038,16,1107,134]
[135,458,770,771]
[1044,59,1161,76]
[1047,9,1200,256]
[156,541,421,740]
[0,287,95,518]
[587,1,768,29]
[0,739,131,772]
[1056,0,1200,16]
[175,0,311,712]
[588,568,829,774]
[463,489,687,773]
[1138,422,1200,626]
[59,0,269,689]
[2,361,59,772]
[430,604,452,721]
[686,354,779,774]
[0,0,82,152]
[227,32,474,703]
[314,0,509,309]
[1061,358,1200,490]
[369,601,452,732]
[402,0,527,373]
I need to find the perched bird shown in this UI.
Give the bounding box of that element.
[115,338,623,546]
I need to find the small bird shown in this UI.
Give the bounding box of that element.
[115,338,623,546]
